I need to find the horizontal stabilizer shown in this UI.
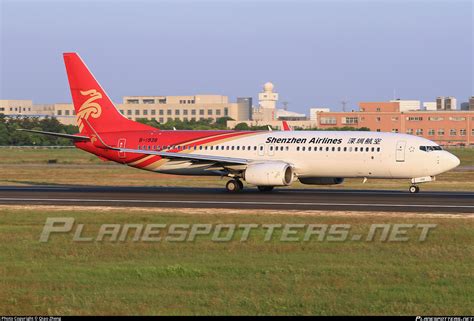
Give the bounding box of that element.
[17,129,90,141]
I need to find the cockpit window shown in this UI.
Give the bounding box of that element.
[420,145,442,152]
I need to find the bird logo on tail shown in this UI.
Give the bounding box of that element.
[77,89,102,132]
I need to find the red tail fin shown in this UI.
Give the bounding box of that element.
[63,53,154,134]
[282,121,292,131]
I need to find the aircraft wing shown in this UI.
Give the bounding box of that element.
[82,118,250,166]
[115,147,250,165]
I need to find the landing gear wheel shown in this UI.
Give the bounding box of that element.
[226,179,243,193]
[409,185,420,194]
[257,186,274,192]
[236,179,244,190]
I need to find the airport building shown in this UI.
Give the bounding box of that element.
[2,90,473,146]
[1,94,252,126]
[314,101,474,146]
[117,95,251,123]
[0,100,34,115]
[227,82,315,129]
[436,96,457,110]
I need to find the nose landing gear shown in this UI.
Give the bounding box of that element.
[409,176,434,194]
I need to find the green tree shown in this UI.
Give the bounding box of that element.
[234,123,250,130]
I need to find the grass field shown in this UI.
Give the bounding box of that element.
[0,147,473,191]
[1,206,473,315]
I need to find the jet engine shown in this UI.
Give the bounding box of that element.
[244,162,294,186]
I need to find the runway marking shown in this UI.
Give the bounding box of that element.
[0,186,472,197]
[0,187,71,191]
[283,190,474,197]
[0,198,473,209]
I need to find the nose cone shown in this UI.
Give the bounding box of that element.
[443,152,460,171]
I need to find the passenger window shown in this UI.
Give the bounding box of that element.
[285,146,289,151]
[302,147,305,151]
[326,147,329,151]
[231,146,235,150]
[308,147,312,151]
[237,146,240,150]
[319,147,323,151]
[332,147,335,152]
[337,147,341,151]
[355,147,358,152]
[296,147,300,151]
[259,146,263,151]
[366,147,369,152]
[371,147,374,152]
[343,147,347,152]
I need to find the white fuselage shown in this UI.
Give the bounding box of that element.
[155,131,460,180]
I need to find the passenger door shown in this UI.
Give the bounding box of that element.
[395,141,406,162]
[118,138,126,159]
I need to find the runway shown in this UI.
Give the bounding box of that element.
[0,185,473,213]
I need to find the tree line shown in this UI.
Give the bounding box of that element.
[0,114,370,146]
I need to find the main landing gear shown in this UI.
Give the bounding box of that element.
[226,179,243,192]
[409,185,420,194]
[225,179,275,193]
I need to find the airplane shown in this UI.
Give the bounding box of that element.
[19,53,460,193]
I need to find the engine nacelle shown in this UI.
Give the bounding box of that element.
[244,162,294,186]
[299,177,345,185]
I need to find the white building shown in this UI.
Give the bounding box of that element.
[252,82,279,121]
[389,100,420,112]
[423,102,436,111]
[436,96,457,110]
[309,108,330,121]
[258,82,278,109]
[276,109,306,120]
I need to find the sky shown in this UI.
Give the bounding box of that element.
[0,0,473,113]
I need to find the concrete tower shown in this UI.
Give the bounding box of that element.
[258,82,279,109]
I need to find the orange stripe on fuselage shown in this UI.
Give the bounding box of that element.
[131,131,261,171]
